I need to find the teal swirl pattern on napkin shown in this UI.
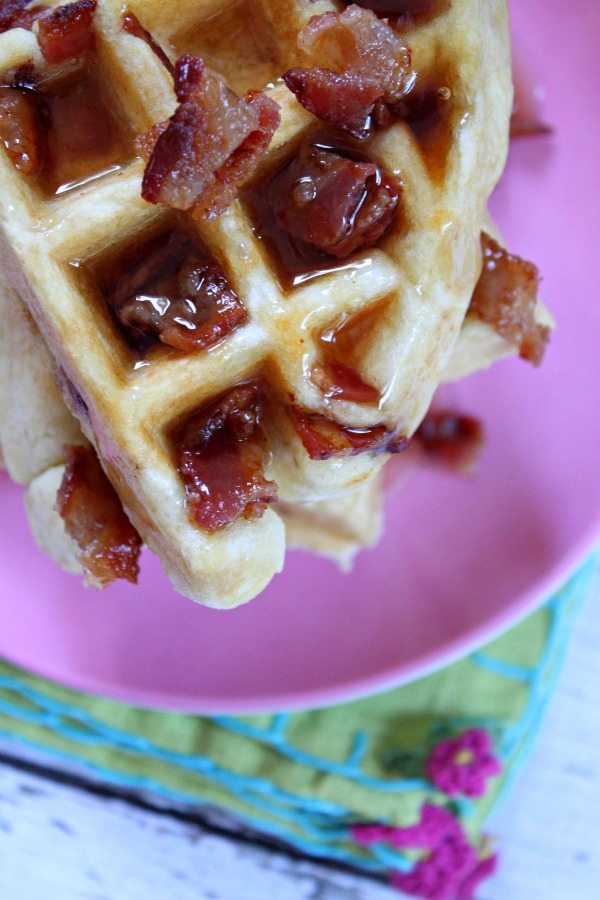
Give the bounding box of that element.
[0,556,594,897]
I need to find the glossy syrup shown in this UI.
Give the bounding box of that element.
[389,76,455,181]
[82,219,197,358]
[312,299,392,403]
[80,216,246,362]
[1,60,134,196]
[244,135,401,289]
[42,61,134,196]
[319,298,391,369]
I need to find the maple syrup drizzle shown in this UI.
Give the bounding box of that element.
[311,299,391,403]
[244,136,400,289]
[82,218,246,360]
[0,60,134,195]
[42,62,133,196]
[290,407,407,460]
[387,77,454,181]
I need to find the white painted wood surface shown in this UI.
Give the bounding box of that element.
[0,565,598,900]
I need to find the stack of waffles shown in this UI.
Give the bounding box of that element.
[0,0,551,607]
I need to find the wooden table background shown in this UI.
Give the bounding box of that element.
[0,564,598,899]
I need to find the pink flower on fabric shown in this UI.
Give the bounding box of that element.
[425,728,501,798]
[352,803,461,851]
[390,836,498,900]
[352,803,498,900]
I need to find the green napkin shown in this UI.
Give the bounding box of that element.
[0,556,594,897]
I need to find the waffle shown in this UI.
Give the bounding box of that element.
[0,269,84,485]
[22,463,386,580]
[0,0,514,607]
[1,209,548,591]
[0,277,385,574]
[22,463,387,580]
[0,279,388,575]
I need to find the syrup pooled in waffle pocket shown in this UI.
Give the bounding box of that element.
[0,1,550,607]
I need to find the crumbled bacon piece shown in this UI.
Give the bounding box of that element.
[122,12,174,75]
[139,54,280,220]
[268,141,399,259]
[110,230,247,353]
[56,444,142,587]
[469,233,549,365]
[283,5,413,138]
[0,0,48,33]
[118,260,246,354]
[10,62,36,91]
[312,362,379,403]
[134,120,167,160]
[290,408,407,460]
[37,0,96,64]
[0,75,44,174]
[415,410,483,473]
[177,383,277,531]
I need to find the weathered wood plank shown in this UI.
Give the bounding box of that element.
[0,763,397,899]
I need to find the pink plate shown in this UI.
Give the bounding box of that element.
[1,0,599,714]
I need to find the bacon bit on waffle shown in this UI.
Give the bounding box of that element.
[135,120,167,160]
[139,54,280,220]
[122,12,174,75]
[415,410,483,473]
[282,4,413,139]
[469,232,549,365]
[268,142,399,258]
[290,408,407,460]
[0,71,43,173]
[111,231,247,353]
[0,0,48,33]
[36,0,96,64]
[177,383,277,531]
[56,444,142,586]
[311,362,379,403]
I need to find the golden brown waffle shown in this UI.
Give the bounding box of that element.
[0,269,84,484]
[22,464,386,581]
[21,463,387,582]
[0,279,384,576]
[0,0,513,606]
[0,278,387,578]
[1,209,546,591]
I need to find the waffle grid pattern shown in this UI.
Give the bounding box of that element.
[0,0,512,605]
